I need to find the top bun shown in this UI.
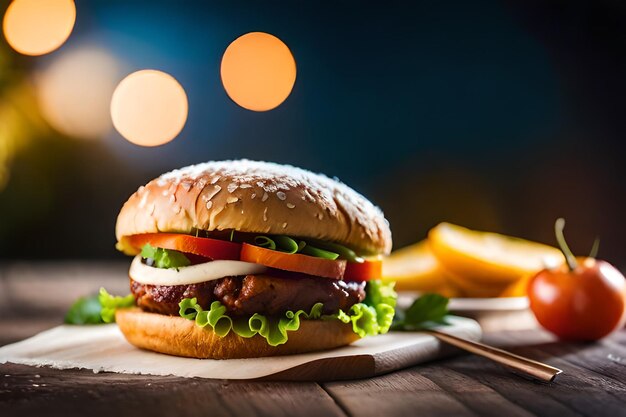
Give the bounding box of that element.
[116,160,391,255]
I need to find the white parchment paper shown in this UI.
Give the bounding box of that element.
[0,316,480,380]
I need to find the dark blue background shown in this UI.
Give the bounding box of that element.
[1,0,625,264]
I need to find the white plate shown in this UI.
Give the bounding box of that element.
[397,291,529,313]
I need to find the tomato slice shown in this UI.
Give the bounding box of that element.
[126,233,242,260]
[343,258,383,282]
[240,243,346,279]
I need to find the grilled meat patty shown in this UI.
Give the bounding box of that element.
[130,274,366,316]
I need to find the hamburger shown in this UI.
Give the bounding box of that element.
[114,160,395,359]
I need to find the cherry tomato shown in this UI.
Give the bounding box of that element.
[240,243,346,279]
[344,258,383,281]
[126,233,242,260]
[528,257,626,340]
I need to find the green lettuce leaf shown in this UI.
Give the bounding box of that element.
[65,288,135,324]
[364,279,397,309]
[99,288,135,323]
[178,280,397,346]
[64,295,103,324]
[391,293,450,331]
[333,281,397,338]
[141,243,190,269]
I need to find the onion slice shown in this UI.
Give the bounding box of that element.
[129,255,267,286]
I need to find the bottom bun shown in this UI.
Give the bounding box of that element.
[116,308,361,359]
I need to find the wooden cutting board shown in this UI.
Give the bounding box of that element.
[0,316,480,381]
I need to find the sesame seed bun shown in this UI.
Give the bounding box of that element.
[116,308,360,359]
[115,160,391,255]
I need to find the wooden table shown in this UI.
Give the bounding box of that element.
[2,263,626,417]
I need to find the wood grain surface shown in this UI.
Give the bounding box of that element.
[2,263,626,417]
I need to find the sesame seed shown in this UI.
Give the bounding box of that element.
[286,203,295,209]
[262,192,269,202]
[239,184,252,189]
[276,191,287,201]
[303,190,315,202]
[251,193,256,199]
[203,184,222,201]
[263,207,268,221]
[210,176,220,184]
[138,192,149,208]
[206,201,213,209]
[173,204,181,214]
[227,183,238,193]
[256,181,265,187]
[181,182,192,191]
[282,222,287,228]
[317,213,324,220]
[226,196,239,204]
[169,194,176,203]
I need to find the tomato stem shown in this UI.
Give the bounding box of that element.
[589,237,600,259]
[555,218,577,271]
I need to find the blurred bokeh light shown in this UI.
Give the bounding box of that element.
[0,79,48,189]
[2,0,75,56]
[35,46,121,140]
[110,69,188,146]
[221,32,296,111]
